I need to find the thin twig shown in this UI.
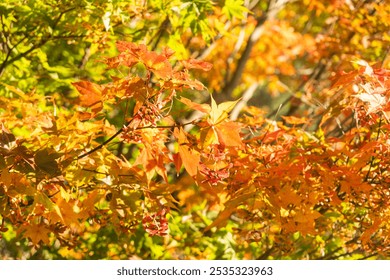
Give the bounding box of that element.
[76,120,194,160]
[77,127,126,160]
[0,6,77,75]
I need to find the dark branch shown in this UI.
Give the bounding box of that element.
[76,120,194,160]
[77,127,125,160]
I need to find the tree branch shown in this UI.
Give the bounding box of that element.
[220,14,267,99]
[220,0,290,100]
[76,120,194,160]
[0,6,77,76]
[230,82,259,120]
[77,126,126,160]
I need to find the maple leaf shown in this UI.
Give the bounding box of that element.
[197,96,243,147]
[72,81,103,115]
[49,197,81,226]
[34,148,62,176]
[204,192,256,232]
[133,145,169,183]
[179,145,200,178]
[214,121,243,147]
[354,90,386,114]
[20,223,51,245]
[181,58,213,71]
[34,192,63,221]
[172,153,182,174]
[200,126,220,147]
[122,77,149,100]
[209,95,240,125]
[142,208,169,236]
[222,0,250,20]
[360,217,382,245]
[171,71,206,90]
[140,51,173,80]
[115,41,174,80]
[276,186,302,209]
[197,96,244,147]
[79,190,101,220]
[116,41,141,53]
[0,169,21,188]
[106,41,142,68]
[352,58,374,76]
[178,96,211,113]
[293,209,322,235]
[200,121,243,148]
[174,128,200,177]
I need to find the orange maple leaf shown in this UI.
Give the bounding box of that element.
[178,96,211,113]
[293,209,322,235]
[57,197,81,226]
[140,51,173,80]
[174,128,200,177]
[181,58,213,71]
[20,223,51,245]
[72,81,103,116]
[214,121,243,147]
[360,217,382,245]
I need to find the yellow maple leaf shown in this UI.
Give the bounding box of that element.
[209,95,240,125]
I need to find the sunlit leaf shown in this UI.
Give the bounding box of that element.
[20,223,51,245]
[209,95,240,125]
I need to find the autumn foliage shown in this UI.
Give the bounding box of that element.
[1,0,390,259]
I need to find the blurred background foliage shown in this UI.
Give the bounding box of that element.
[1,0,389,259]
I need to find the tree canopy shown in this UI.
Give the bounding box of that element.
[1,0,390,259]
